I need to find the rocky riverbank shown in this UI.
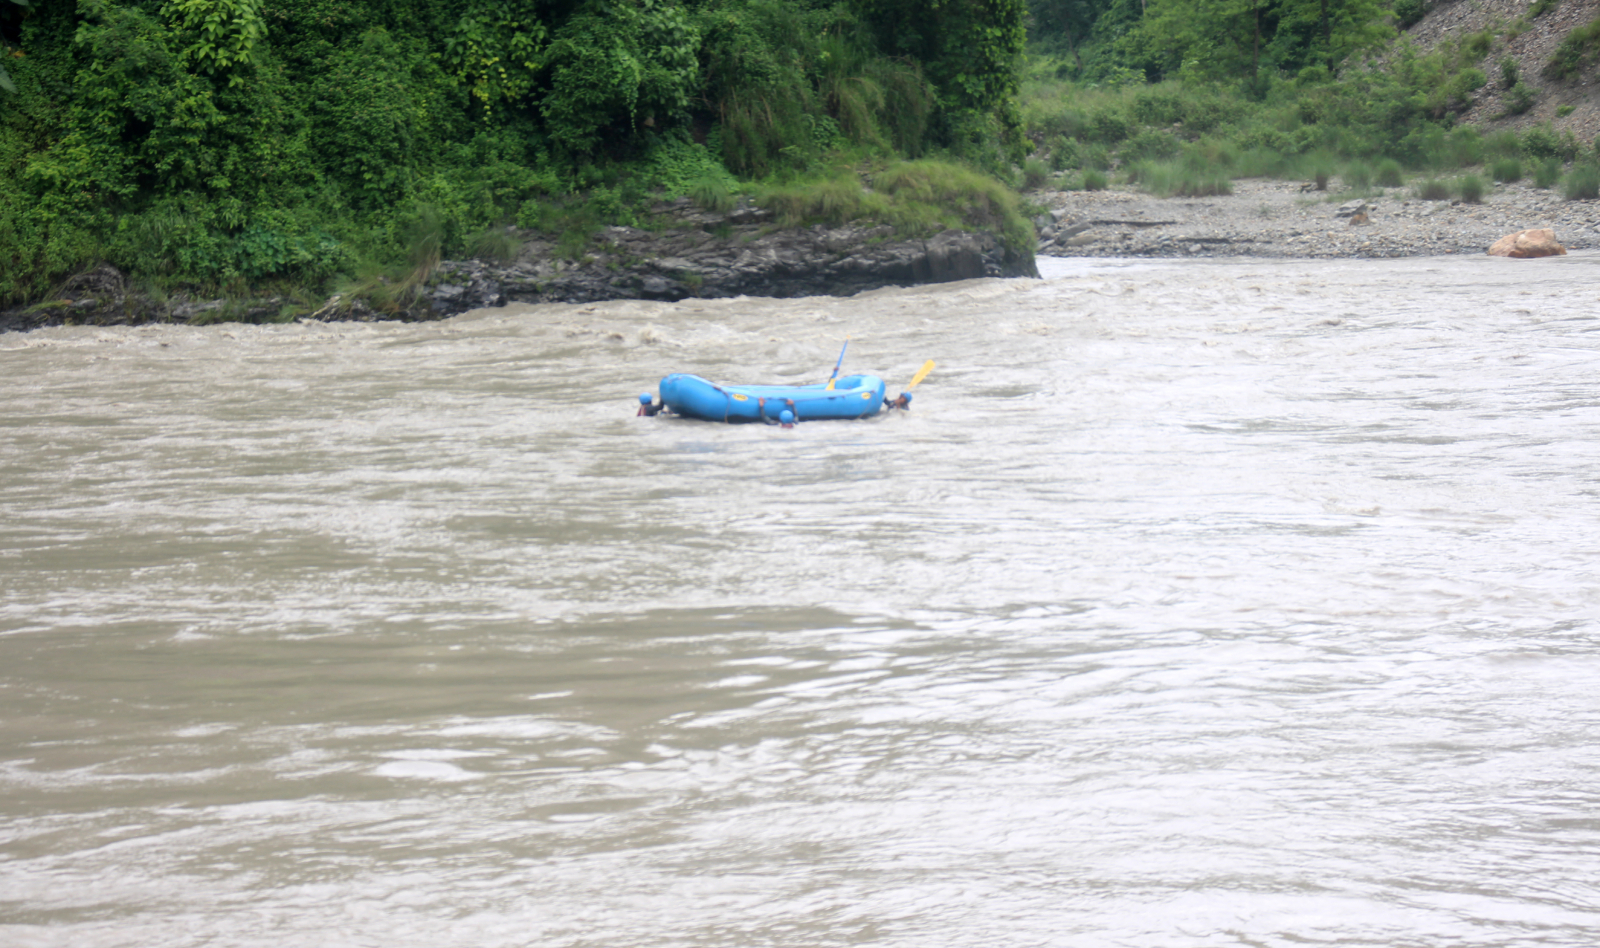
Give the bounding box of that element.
[0,197,1033,333]
[1034,176,1600,259]
[5,178,1595,333]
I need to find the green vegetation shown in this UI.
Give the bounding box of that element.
[1563,163,1600,199]
[6,0,1600,316]
[1491,157,1523,182]
[1415,178,1452,201]
[1534,157,1564,189]
[1545,15,1600,80]
[0,0,1028,309]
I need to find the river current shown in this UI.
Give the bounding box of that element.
[3,255,1600,948]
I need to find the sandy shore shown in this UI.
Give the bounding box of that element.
[1035,177,1600,259]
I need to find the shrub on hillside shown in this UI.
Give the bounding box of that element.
[1544,16,1600,80]
[1504,82,1537,115]
[1395,0,1430,29]
[1523,122,1579,161]
[1499,56,1520,88]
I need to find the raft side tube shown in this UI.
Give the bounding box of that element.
[659,373,887,423]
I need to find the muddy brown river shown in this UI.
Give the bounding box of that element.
[4,255,1599,947]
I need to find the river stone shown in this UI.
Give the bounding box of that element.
[1487,228,1567,258]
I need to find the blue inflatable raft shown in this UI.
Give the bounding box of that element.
[652,372,888,423]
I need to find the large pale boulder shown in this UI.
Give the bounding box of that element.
[1488,228,1567,258]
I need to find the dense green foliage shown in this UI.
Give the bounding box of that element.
[7,0,1600,313]
[0,0,1027,306]
[1016,0,1600,207]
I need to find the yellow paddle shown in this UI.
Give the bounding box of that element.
[907,360,935,390]
[888,361,936,410]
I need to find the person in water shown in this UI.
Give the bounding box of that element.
[637,393,665,416]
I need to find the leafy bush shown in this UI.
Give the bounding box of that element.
[1049,135,1081,171]
[1079,142,1112,170]
[1085,107,1130,144]
[1120,127,1181,161]
[1545,16,1600,80]
[1395,0,1430,30]
[1504,82,1537,115]
[1523,122,1579,161]
[1461,31,1495,61]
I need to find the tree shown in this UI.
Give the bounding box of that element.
[1124,0,1391,81]
[852,0,1027,160]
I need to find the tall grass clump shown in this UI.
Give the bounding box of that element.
[1533,157,1563,188]
[689,174,737,214]
[1563,163,1600,199]
[1415,178,1452,200]
[1082,168,1109,191]
[468,227,522,264]
[1375,159,1405,188]
[759,171,885,227]
[1022,156,1051,191]
[1342,161,1373,192]
[1491,157,1523,182]
[1235,148,1292,179]
[1130,159,1232,197]
[873,160,1036,263]
[759,161,1035,267]
[1456,174,1486,203]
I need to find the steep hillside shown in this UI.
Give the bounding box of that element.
[1408,0,1600,142]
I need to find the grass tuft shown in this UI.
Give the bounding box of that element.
[1563,163,1600,199]
[1491,157,1523,182]
[1415,179,1452,201]
[1533,157,1564,189]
